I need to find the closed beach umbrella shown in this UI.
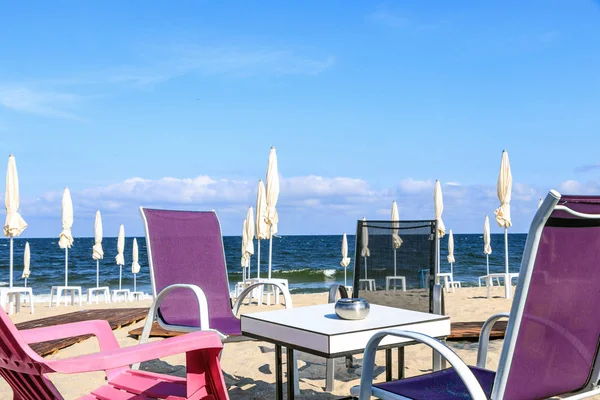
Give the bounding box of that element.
[447,230,456,264]
[22,241,30,287]
[255,180,268,278]
[116,224,125,290]
[92,210,103,260]
[361,217,370,279]
[241,219,249,280]
[244,206,255,261]
[391,201,402,277]
[5,155,27,288]
[494,150,513,299]
[483,215,492,276]
[340,233,351,287]
[434,180,445,276]
[59,188,74,286]
[132,238,140,292]
[92,210,104,288]
[265,146,280,279]
[244,206,255,280]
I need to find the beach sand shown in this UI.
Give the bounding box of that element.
[0,286,542,399]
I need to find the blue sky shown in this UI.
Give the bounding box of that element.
[1,0,600,238]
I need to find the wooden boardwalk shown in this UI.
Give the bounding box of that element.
[18,308,149,357]
[128,320,508,342]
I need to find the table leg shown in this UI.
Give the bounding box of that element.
[385,349,393,381]
[397,347,405,379]
[286,347,295,400]
[325,358,334,392]
[15,293,21,313]
[275,345,283,400]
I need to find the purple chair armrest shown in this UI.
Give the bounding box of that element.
[45,330,223,376]
[21,320,120,352]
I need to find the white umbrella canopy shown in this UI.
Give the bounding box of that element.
[340,232,351,287]
[255,180,268,278]
[494,150,512,228]
[58,188,74,287]
[434,180,445,276]
[22,241,30,283]
[447,230,456,264]
[483,216,492,256]
[494,150,513,299]
[361,217,370,280]
[132,238,140,274]
[434,180,446,238]
[4,154,27,237]
[5,154,27,288]
[132,238,140,293]
[92,210,104,261]
[116,224,125,290]
[241,219,249,279]
[391,201,403,249]
[265,146,280,279]
[483,215,492,277]
[244,206,255,259]
[58,188,74,249]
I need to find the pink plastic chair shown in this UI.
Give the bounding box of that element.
[0,306,229,399]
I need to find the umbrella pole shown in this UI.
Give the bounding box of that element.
[504,227,511,299]
[344,267,347,288]
[257,239,261,279]
[486,254,490,276]
[119,265,122,290]
[134,274,136,293]
[65,248,68,287]
[24,278,27,288]
[268,228,273,280]
[9,237,13,288]
[393,249,397,277]
[96,260,99,288]
[365,257,368,279]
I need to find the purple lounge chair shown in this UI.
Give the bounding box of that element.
[0,305,228,399]
[138,208,293,341]
[352,190,600,399]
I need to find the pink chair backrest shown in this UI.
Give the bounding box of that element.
[0,308,62,399]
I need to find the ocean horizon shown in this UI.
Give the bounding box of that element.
[0,233,527,301]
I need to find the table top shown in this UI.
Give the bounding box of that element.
[241,303,450,357]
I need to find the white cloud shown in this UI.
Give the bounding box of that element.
[0,87,86,121]
[397,178,433,194]
[21,173,596,236]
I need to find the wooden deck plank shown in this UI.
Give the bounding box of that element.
[17,308,149,357]
[128,320,508,342]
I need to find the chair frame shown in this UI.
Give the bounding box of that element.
[354,190,600,400]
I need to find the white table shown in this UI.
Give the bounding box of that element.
[0,287,34,314]
[437,272,457,293]
[130,291,145,301]
[359,278,376,291]
[111,289,131,302]
[385,276,406,291]
[485,273,519,298]
[86,287,111,304]
[49,286,82,307]
[241,303,450,399]
[247,278,289,306]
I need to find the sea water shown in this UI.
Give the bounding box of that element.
[0,234,526,300]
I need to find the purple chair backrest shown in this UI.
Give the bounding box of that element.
[141,208,236,330]
[0,308,62,399]
[498,194,600,399]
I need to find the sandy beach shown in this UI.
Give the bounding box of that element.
[1,286,515,399]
